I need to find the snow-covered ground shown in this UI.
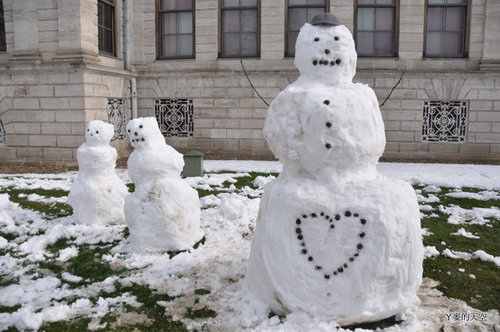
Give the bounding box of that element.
[0,161,499,331]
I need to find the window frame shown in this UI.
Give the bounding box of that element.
[423,0,470,58]
[218,0,261,59]
[0,0,6,52]
[285,0,330,58]
[156,0,196,60]
[353,0,399,58]
[98,0,117,57]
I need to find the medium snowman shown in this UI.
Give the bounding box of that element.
[124,117,202,253]
[246,14,423,325]
[68,120,128,225]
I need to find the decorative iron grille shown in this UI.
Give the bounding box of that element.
[107,98,127,140]
[154,99,194,137]
[422,100,468,142]
[0,119,5,145]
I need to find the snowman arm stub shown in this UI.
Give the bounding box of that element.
[263,89,305,162]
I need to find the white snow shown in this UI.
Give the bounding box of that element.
[451,228,480,239]
[57,246,79,262]
[424,246,440,258]
[124,117,202,253]
[246,18,423,326]
[439,205,500,225]
[473,250,500,267]
[445,190,500,201]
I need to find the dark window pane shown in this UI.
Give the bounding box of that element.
[241,32,257,54]
[103,4,112,28]
[290,8,307,31]
[375,8,393,31]
[162,13,177,34]
[358,8,375,30]
[103,29,113,53]
[357,31,374,54]
[161,0,176,10]
[223,32,240,54]
[241,9,257,32]
[444,31,463,54]
[223,10,240,32]
[358,0,376,4]
[426,31,442,54]
[288,31,299,55]
[445,7,464,31]
[179,12,192,33]
[289,0,308,5]
[241,0,257,6]
[307,0,325,5]
[427,7,443,31]
[446,0,466,3]
[374,31,393,54]
[179,34,193,55]
[223,0,239,7]
[428,0,444,4]
[98,3,103,25]
[163,35,177,56]
[376,0,394,4]
[177,0,192,9]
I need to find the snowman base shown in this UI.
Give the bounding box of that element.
[246,176,423,325]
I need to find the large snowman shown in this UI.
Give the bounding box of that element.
[124,117,202,253]
[68,120,128,225]
[246,14,423,325]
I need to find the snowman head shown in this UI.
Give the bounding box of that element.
[126,117,166,150]
[85,120,114,146]
[294,14,357,83]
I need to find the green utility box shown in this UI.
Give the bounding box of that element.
[183,150,204,177]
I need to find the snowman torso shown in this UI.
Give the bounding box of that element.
[246,17,423,325]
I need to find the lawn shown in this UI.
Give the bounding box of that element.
[0,161,499,331]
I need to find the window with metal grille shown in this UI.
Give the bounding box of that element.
[355,0,398,57]
[107,99,127,140]
[286,0,329,57]
[422,100,468,142]
[157,0,195,59]
[154,99,194,137]
[98,0,116,56]
[220,0,260,58]
[424,0,468,57]
[0,119,5,145]
[0,0,6,52]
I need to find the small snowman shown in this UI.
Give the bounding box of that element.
[68,120,128,225]
[124,117,202,253]
[246,14,423,325]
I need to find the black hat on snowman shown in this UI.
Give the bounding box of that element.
[310,13,341,26]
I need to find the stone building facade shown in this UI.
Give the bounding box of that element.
[0,0,499,164]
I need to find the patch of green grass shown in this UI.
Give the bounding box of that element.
[0,187,72,218]
[46,237,76,254]
[419,186,500,311]
[184,307,217,319]
[194,288,211,296]
[0,232,18,241]
[0,304,21,313]
[424,257,499,311]
[222,172,278,191]
[126,183,135,193]
[38,260,64,274]
[168,237,206,258]
[67,244,123,284]
[196,188,226,198]
[39,318,91,332]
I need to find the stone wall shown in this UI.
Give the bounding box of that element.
[0,0,499,164]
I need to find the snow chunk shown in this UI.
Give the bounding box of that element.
[57,246,79,262]
[458,268,465,273]
[473,250,500,266]
[61,272,83,283]
[439,205,500,225]
[423,185,441,193]
[424,246,440,258]
[451,228,480,239]
[445,190,500,201]
[253,175,276,189]
[417,193,440,203]
[442,249,472,260]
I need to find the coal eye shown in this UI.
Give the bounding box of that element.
[87,129,89,131]
[334,36,339,41]
[96,131,99,134]
[128,129,130,132]
[314,37,319,42]
[139,125,143,128]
